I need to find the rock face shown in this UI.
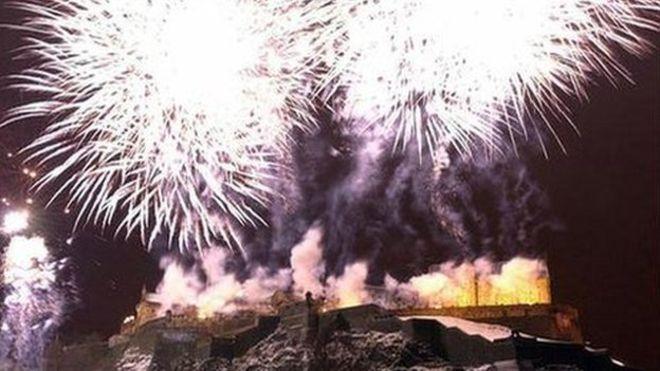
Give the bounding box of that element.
[104,328,483,370]
[233,329,316,370]
[106,326,613,371]
[321,331,447,370]
[156,329,451,371]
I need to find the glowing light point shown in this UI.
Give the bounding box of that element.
[4,236,49,271]
[2,210,29,234]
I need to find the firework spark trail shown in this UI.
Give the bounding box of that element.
[0,212,68,369]
[0,237,61,369]
[318,0,659,157]
[3,0,318,252]
[3,1,657,253]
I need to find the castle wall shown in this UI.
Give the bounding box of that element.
[319,304,402,335]
[402,318,517,366]
[394,304,581,342]
[44,296,591,370]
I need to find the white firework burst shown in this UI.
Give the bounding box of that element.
[3,0,317,252]
[0,236,65,369]
[319,0,658,157]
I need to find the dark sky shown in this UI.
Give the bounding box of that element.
[535,54,659,370]
[0,4,658,370]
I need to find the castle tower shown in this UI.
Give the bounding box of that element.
[135,286,161,327]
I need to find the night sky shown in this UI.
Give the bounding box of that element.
[535,54,659,370]
[0,4,658,370]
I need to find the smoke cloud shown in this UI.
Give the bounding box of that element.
[326,262,370,308]
[155,225,371,314]
[155,222,551,315]
[245,117,557,277]
[388,257,551,308]
[290,225,325,296]
[154,249,291,317]
[153,116,559,315]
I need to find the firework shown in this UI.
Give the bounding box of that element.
[3,0,317,252]
[0,217,67,369]
[2,210,29,234]
[320,0,658,156]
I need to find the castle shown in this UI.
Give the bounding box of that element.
[41,280,633,370]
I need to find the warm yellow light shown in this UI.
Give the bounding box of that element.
[408,257,551,308]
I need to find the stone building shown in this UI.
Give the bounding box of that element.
[43,287,629,370]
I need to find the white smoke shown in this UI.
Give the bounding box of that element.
[154,223,551,315]
[326,262,370,307]
[384,257,551,308]
[290,225,325,296]
[156,224,375,313]
[288,225,372,307]
[155,248,291,317]
[154,256,205,313]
